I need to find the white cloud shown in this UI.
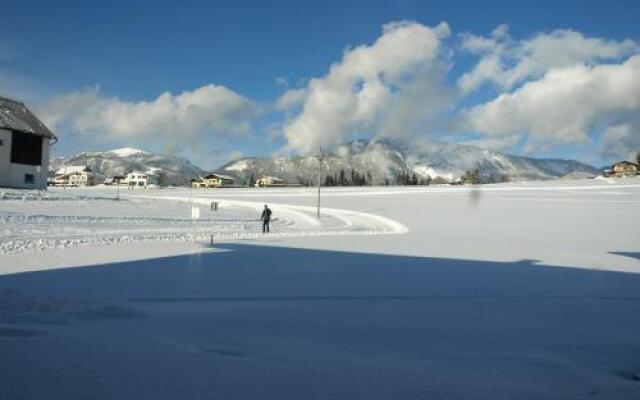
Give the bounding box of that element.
[279,21,451,153]
[458,25,637,93]
[465,55,640,152]
[41,84,256,145]
[275,87,306,111]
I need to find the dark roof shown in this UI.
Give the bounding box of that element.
[613,161,639,167]
[0,96,57,142]
[203,173,235,180]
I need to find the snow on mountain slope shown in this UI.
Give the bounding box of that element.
[107,147,150,157]
[220,139,600,185]
[51,149,206,186]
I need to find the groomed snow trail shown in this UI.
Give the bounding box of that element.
[0,190,407,255]
[149,194,409,237]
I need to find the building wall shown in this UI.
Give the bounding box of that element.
[0,129,11,188]
[0,128,50,190]
[125,173,158,188]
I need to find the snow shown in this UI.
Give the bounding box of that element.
[1,178,639,399]
[224,160,249,171]
[54,165,90,175]
[107,147,150,157]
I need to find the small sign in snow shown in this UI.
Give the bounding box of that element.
[191,206,200,219]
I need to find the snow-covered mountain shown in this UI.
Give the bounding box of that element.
[51,148,206,186]
[218,139,600,185]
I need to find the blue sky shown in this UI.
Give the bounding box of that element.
[1,0,639,168]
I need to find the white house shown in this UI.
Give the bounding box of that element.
[124,171,158,188]
[54,165,96,187]
[0,96,57,189]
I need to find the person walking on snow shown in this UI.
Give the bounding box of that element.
[261,204,272,233]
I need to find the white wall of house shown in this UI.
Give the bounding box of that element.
[0,128,50,190]
[125,172,158,188]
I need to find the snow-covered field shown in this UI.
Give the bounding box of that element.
[1,178,639,399]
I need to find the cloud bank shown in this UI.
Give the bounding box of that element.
[458,25,637,93]
[41,84,256,146]
[466,55,640,153]
[278,21,451,154]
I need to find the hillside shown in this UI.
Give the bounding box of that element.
[219,139,600,185]
[50,148,206,186]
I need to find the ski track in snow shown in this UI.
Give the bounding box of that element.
[0,192,407,255]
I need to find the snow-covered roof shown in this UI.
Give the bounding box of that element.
[0,96,57,141]
[55,165,92,175]
[613,161,638,167]
[204,173,235,181]
[127,170,156,176]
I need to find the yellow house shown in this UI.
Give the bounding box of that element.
[192,173,235,188]
[255,175,286,187]
[606,161,639,177]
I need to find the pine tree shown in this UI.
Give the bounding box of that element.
[461,169,480,185]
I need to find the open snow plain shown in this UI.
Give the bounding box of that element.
[1,178,639,399]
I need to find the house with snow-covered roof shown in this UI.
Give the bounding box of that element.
[124,171,158,188]
[606,161,639,177]
[0,96,58,189]
[255,175,286,187]
[53,165,96,187]
[192,173,235,188]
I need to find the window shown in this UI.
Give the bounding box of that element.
[0,139,3,146]
[24,174,35,184]
[10,131,43,166]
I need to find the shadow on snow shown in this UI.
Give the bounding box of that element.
[1,244,640,400]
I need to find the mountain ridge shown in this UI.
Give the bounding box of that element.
[218,138,600,185]
[51,139,600,186]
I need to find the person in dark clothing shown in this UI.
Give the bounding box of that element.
[261,204,272,233]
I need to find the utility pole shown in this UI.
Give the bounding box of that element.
[317,147,323,219]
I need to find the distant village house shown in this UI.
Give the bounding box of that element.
[124,171,158,188]
[604,161,639,177]
[54,166,96,187]
[0,96,57,190]
[255,175,286,187]
[191,173,235,188]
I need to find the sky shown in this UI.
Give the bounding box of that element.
[1,0,639,168]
